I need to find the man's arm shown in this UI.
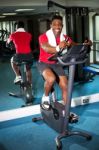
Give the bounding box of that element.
[6,33,13,44]
[39,34,72,54]
[40,42,57,54]
[6,35,14,50]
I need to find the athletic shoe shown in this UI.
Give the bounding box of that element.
[14,76,22,84]
[41,94,50,109]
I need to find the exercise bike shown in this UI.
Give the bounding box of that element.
[32,44,92,150]
[9,61,34,107]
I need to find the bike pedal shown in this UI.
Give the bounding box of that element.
[69,112,79,123]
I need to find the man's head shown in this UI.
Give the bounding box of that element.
[15,21,24,30]
[17,21,24,28]
[50,15,63,37]
[51,15,63,23]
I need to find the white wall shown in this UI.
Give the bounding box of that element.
[89,12,96,63]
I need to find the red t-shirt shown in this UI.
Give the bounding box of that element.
[9,31,32,54]
[39,33,72,64]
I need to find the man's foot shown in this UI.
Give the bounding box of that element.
[61,101,65,105]
[14,76,22,84]
[41,95,50,110]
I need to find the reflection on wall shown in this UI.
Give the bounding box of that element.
[96,43,99,61]
[93,14,99,63]
[95,16,99,40]
[0,21,16,41]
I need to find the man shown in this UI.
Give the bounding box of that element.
[7,21,33,85]
[83,37,93,54]
[37,15,73,106]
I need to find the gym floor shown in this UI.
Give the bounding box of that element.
[0,102,99,150]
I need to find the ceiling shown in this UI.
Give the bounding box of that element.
[0,0,99,18]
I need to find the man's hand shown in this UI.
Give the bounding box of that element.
[56,41,69,52]
[59,41,67,50]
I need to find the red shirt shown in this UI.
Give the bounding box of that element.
[9,31,32,54]
[39,33,72,64]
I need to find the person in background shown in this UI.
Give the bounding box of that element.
[37,15,73,106]
[83,37,93,54]
[7,21,33,85]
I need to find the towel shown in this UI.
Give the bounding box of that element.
[46,28,65,46]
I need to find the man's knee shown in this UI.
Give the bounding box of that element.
[43,70,56,84]
[49,76,56,84]
[45,75,56,86]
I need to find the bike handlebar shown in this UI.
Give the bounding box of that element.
[48,44,88,66]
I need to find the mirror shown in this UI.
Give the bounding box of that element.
[0,0,98,113]
[0,12,55,111]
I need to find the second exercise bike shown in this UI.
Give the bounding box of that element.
[9,61,34,107]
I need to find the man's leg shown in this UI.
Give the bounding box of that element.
[58,76,68,105]
[41,68,56,107]
[26,67,32,85]
[42,68,56,96]
[11,57,22,83]
[59,75,79,122]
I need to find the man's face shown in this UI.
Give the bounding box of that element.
[51,19,63,37]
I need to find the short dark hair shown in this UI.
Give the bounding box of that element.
[17,21,24,28]
[51,15,63,22]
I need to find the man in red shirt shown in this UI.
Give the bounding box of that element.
[38,15,72,106]
[83,37,92,53]
[7,21,33,84]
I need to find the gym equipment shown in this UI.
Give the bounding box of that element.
[0,28,10,41]
[0,29,14,61]
[32,44,92,150]
[83,64,99,81]
[9,61,34,107]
